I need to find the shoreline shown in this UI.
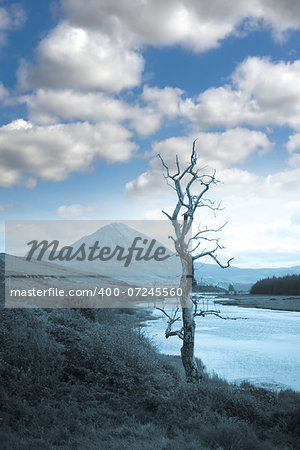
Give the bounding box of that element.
[214,294,300,312]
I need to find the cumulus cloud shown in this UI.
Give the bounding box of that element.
[19,56,300,134]
[0,3,25,49]
[12,1,300,182]
[181,57,300,131]
[140,85,184,120]
[17,1,300,92]
[23,89,132,125]
[125,129,273,198]
[22,55,300,146]
[62,0,300,51]
[55,203,95,218]
[0,119,137,187]
[2,84,188,189]
[22,85,184,136]
[62,0,235,52]
[18,21,144,92]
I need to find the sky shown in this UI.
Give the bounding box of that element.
[0,0,300,268]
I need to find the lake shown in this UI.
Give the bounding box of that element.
[144,296,300,391]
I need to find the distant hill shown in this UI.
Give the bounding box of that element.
[194,262,300,292]
[26,222,181,287]
[251,274,300,295]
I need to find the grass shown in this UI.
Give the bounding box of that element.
[0,306,300,449]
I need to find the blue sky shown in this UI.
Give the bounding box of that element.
[1,0,300,267]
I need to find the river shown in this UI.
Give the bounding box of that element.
[143,296,300,391]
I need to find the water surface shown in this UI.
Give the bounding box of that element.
[144,299,300,391]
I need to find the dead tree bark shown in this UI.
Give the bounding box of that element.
[158,141,233,383]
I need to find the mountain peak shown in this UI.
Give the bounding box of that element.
[107,222,128,229]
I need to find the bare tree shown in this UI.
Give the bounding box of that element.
[157,140,233,383]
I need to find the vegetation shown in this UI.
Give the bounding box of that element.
[228,283,237,294]
[251,274,300,295]
[192,282,227,293]
[1,305,300,449]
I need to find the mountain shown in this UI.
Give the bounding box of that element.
[30,222,182,288]
[194,262,300,292]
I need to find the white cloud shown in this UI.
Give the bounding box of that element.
[141,85,184,118]
[129,85,185,136]
[23,55,300,145]
[62,0,234,52]
[22,56,300,137]
[181,57,300,131]
[23,89,131,124]
[55,203,95,218]
[62,0,300,51]
[125,129,273,198]
[0,119,137,187]
[249,0,300,38]
[18,21,144,92]
[22,86,184,136]
[17,1,300,93]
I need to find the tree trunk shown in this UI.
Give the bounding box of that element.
[180,257,201,383]
[181,307,201,382]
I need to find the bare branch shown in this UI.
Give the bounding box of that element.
[155,307,184,339]
[175,154,181,177]
[157,154,171,178]
[192,222,228,241]
[162,210,172,220]
[190,237,222,254]
[164,176,176,191]
[192,246,219,260]
[190,240,202,253]
[208,254,234,268]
